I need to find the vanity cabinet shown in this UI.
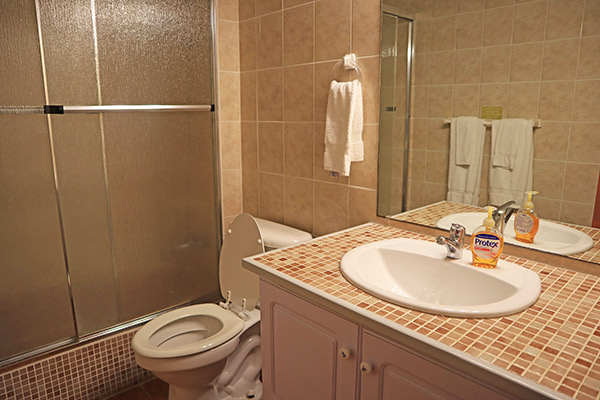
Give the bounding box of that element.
[260,280,515,400]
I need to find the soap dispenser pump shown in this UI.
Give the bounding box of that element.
[514,191,539,243]
[470,206,504,269]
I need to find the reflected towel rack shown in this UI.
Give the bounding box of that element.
[0,104,215,115]
[443,118,542,128]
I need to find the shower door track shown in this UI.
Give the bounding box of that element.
[0,104,215,115]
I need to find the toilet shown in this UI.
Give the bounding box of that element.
[132,214,312,400]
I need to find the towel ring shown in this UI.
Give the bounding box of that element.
[330,59,363,82]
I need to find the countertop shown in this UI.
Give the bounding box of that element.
[243,223,600,400]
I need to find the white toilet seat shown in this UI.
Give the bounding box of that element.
[132,303,244,359]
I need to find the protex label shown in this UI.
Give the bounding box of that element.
[472,233,502,258]
[515,213,534,234]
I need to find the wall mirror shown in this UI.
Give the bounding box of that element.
[377,0,600,266]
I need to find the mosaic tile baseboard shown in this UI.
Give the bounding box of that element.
[394,201,600,264]
[0,328,153,400]
[252,223,600,400]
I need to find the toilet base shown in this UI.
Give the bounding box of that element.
[168,380,262,400]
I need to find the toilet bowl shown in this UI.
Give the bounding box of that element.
[132,214,311,400]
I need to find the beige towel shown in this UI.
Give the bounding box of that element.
[447,117,486,205]
[323,79,364,177]
[489,119,534,206]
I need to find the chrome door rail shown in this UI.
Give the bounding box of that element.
[0,104,215,115]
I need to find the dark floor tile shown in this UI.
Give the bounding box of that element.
[106,386,151,400]
[141,378,169,400]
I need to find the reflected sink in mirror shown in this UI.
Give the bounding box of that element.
[437,213,594,256]
[340,238,541,318]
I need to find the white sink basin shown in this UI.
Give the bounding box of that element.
[340,238,541,318]
[437,212,593,256]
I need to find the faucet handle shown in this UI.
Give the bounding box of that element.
[449,223,466,244]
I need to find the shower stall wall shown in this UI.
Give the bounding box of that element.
[0,0,220,365]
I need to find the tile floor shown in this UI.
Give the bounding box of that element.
[105,379,168,400]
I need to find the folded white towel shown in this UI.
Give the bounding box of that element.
[447,117,486,205]
[489,119,534,206]
[324,79,364,177]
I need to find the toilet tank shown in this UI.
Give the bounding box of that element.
[254,218,312,251]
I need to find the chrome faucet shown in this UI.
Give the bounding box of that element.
[436,223,466,259]
[492,200,517,233]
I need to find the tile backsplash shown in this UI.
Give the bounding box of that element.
[0,328,152,400]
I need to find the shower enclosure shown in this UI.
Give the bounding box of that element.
[0,0,220,365]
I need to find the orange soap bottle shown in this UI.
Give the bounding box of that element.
[514,191,539,244]
[470,206,504,269]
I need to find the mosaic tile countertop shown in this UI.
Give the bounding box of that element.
[249,223,600,400]
[393,201,600,264]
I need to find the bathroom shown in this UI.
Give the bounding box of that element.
[1,0,599,399]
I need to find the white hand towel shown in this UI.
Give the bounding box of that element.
[324,79,364,177]
[447,117,486,206]
[489,119,534,206]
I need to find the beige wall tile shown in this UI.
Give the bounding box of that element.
[258,122,284,173]
[314,61,335,123]
[218,0,239,21]
[259,172,284,223]
[412,86,429,118]
[349,187,378,227]
[218,21,240,72]
[241,121,258,170]
[533,121,569,161]
[535,196,561,220]
[352,0,381,57]
[425,151,449,184]
[242,168,259,215]
[452,84,480,117]
[479,83,509,115]
[315,0,351,61]
[257,68,283,121]
[568,123,600,163]
[219,71,241,121]
[513,0,546,43]
[486,0,515,8]
[220,121,242,170]
[413,53,430,86]
[239,19,257,72]
[541,39,580,81]
[481,45,511,83]
[427,119,450,152]
[458,0,485,13]
[428,85,453,118]
[483,7,514,46]
[314,181,349,235]
[409,149,427,181]
[545,0,585,40]
[359,57,381,124]
[560,201,594,226]
[507,82,540,119]
[429,51,455,85]
[510,43,543,82]
[411,118,428,150]
[408,179,426,209]
[256,0,281,16]
[283,4,314,66]
[572,80,600,122]
[562,162,600,203]
[532,159,565,199]
[582,0,600,36]
[240,71,257,121]
[284,122,314,178]
[283,64,313,121]
[433,0,458,16]
[454,49,481,84]
[456,11,484,49]
[423,182,447,204]
[349,124,379,189]
[284,176,314,232]
[538,81,575,121]
[257,12,282,69]
[577,36,600,79]
[222,169,242,216]
[239,0,255,21]
[414,20,432,54]
[431,16,457,52]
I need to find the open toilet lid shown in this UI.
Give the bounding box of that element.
[219,214,264,311]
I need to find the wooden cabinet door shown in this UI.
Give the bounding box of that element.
[360,330,514,400]
[260,280,359,400]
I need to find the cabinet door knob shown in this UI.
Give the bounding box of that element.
[360,361,373,375]
[339,348,351,360]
